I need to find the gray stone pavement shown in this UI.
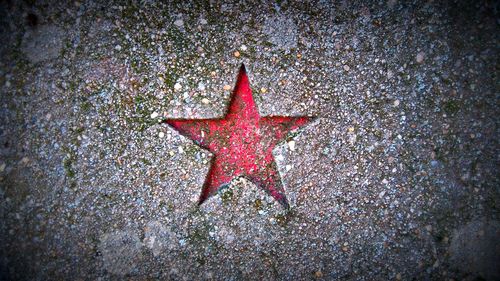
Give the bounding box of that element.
[0,0,499,280]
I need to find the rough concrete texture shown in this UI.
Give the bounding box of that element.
[449,220,500,281]
[0,0,499,280]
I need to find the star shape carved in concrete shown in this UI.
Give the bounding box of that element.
[166,65,311,208]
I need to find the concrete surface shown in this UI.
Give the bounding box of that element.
[0,0,499,280]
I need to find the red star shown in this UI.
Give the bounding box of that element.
[166,65,311,208]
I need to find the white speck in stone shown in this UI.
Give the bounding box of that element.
[378,190,386,198]
[226,235,234,243]
[202,98,210,104]
[178,146,184,153]
[288,140,296,151]
[174,83,182,91]
[198,82,206,91]
[240,45,248,51]
[416,52,425,63]
[150,112,159,119]
[158,132,165,138]
[393,99,400,107]
[174,19,183,27]
[286,165,292,171]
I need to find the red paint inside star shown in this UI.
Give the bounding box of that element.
[166,65,311,208]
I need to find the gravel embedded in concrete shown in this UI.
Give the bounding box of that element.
[0,0,499,280]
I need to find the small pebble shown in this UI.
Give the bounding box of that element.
[223,85,231,91]
[234,51,240,58]
[288,140,296,151]
[260,87,267,94]
[150,112,159,119]
[285,165,292,171]
[343,65,350,71]
[314,271,323,278]
[158,132,165,138]
[416,52,425,63]
[240,45,247,51]
[174,83,182,91]
[202,98,210,104]
[198,82,206,91]
[114,45,122,51]
[174,19,183,27]
[20,157,29,164]
[393,99,400,107]
[0,163,6,172]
